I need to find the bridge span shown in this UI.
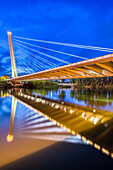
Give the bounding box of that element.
[9,54,113,82]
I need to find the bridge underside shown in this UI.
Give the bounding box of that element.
[9,54,113,82]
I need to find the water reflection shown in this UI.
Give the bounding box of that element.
[1,90,88,166]
[28,88,113,112]
[6,90,85,145]
[1,88,113,167]
[0,90,10,98]
[7,96,17,142]
[11,90,113,157]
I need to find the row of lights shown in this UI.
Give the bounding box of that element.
[20,92,108,126]
[19,92,76,115]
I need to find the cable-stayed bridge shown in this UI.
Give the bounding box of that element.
[7,32,113,82]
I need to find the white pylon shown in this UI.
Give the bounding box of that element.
[7,31,18,78]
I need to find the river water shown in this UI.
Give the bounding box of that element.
[0,88,113,169]
[31,88,113,112]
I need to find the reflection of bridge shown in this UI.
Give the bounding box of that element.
[7,32,113,82]
[8,90,113,158]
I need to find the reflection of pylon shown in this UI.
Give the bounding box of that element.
[7,32,18,78]
[7,96,17,142]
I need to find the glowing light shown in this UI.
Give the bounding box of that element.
[36,98,40,102]
[42,100,46,104]
[87,140,93,146]
[7,134,13,142]
[7,31,12,35]
[111,153,113,158]
[82,112,85,118]
[27,95,30,99]
[102,148,109,155]
[24,95,27,98]
[64,107,67,112]
[94,117,98,124]
[93,109,96,113]
[70,110,75,114]
[55,104,60,109]
[31,97,35,100]
[90,116,94,122]
[94,143,100,150]
[81,136,87,141]
[71,130,75,135]
[52,103,55,107]
[57,122,60,126]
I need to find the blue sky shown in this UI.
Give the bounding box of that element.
[0,0,113,77]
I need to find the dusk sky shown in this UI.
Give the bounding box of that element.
[0,0,113,77]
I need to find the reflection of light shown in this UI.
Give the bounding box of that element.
[81,136,87,141]
[52,103,55,107]
[70,110,74,114]
[36,98,40,102]
[94,143,100,150]
[82,112,85,118]
[51,91,52,97]
[64,107,67,112]
[102,148,109,155]
[26,117,47,125]
[23,127,67,133]
[111,153,113,158]
[7,134,13,142]
[31,97,35,100]
[42,100,46,104]
[60,106,63,109]
[90,116,94,122]
[55,104,60,109]
[87,140,93,145]
[25,121,56,129]
[1,90,3,95]
[76,134,81,139]
[94,117,98,124]
[104,123,108,128]
[71,130,75,135]
[27,95,30,99]
[93,109,96,113]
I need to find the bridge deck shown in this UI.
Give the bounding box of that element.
[10,54,113,81]
[11,91,113,158]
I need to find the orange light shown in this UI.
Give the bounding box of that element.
[71,130,75,135]
[7,134,13,142]
[81,136,87,141]
[94,143,100,150]
[102,148,109,155]
[111,153,113,158]
[87,140,93,146]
